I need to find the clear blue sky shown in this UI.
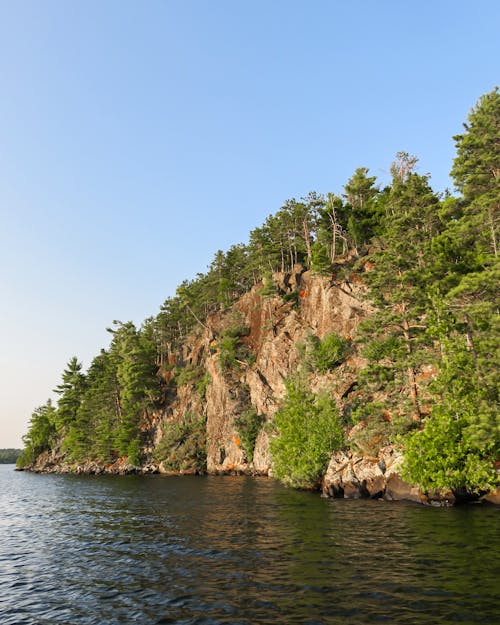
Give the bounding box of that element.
[1,0,498,447]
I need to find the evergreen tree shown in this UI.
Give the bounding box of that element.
[110,321,159,464]
[17,400,57,467]
[343,167,380,251]
[402,92,499,496]
[359,158,441,424]
[451,87,499,259]
[54,357,86,431]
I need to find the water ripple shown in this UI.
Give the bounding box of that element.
[1,467,499,625]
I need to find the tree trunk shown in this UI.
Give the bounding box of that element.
[400,300,421,419]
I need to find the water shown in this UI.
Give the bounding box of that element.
[0,465,499,625]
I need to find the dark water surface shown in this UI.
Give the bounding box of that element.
[0,465,499,625]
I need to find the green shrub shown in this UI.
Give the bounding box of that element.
[174,365,211,398]
[270,376,344,489]
[222,323,250,339]
[362,335,406,362]
[297,332,349,374]
[218,335,239,371]
[402,396,498,495]
[258,271,277,298]
[126,438,142,466]
[218,323,254,372]
[195,371,211,399]
[175,364,203,387]
[234,409,264,462]
[282,290,299,308]
[310,241,332,275]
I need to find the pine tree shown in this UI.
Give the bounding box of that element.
[110,322,159,464]
[451,87,499,259]
[359,158,441,424]
[402,92,500,496]
[17,400,57,467]
[343,167,380,252]
[54,357,86,431]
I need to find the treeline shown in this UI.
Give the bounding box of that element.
[18,89,499,495]
[0,449,22,464]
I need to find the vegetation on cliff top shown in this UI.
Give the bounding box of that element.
[18,89,499,497]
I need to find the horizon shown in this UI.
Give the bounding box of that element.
[1,0,499,448]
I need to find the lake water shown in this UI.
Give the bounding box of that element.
[0,465,499,625]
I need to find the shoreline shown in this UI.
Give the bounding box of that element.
[18,457,500,507]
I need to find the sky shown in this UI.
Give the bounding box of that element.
[0,0,499,448]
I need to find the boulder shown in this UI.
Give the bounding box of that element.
[481,487,500,505]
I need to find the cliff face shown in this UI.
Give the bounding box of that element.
[196,267,373,476]
[27,267,483,505]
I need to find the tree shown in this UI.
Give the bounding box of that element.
[401,91,500,497]
[344,167,380,252]
[451,87,500,258]
[402,343,499,497]
[110,321,159,464]
[270,376,343,489]
[63,349,121,462]
[359,161,441,422]
[17,400,57,468]
[54,357,86,430]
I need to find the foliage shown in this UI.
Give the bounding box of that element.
[297,332,349,373]
[175,364,211,399]
[258,271,278,298]
[399,90,499,496]
[195,371,211,399]
[53,357,86,431]
[217,322,253,372]
[402,336,499,496]
[343,166,381,251]
[282,289,299,308]
[0,449,22,464]
[16,401,57,468]
[154,412,206,473]
[270,376,343,489]
[403,397,498,496]
[234,409,264,462]
[175,364,203,387]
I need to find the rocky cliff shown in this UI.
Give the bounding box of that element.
[26,266,497,506]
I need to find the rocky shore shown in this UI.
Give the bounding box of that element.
[23,445,499,506]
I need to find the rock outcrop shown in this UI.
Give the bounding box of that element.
[322,446,429,504]
[24,267,497,505]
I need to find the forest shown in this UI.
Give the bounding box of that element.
[0,449,21,464]
[17,89,499,497]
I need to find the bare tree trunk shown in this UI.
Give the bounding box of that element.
[302,218,312,265]
[400,298,421,420]
[185,303,210,331]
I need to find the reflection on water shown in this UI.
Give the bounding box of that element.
[0,465,498,625]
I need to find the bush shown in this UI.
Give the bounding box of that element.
[282,290,299,308]
[195,371,211,399]
[402,396,498,496]
[234,409,264,462]
[175,364,203,387]
[362,335,406,362]
[218,323,254,372]
[175,365,211,398]
[270,376,343,489]
[297,332,349,374]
